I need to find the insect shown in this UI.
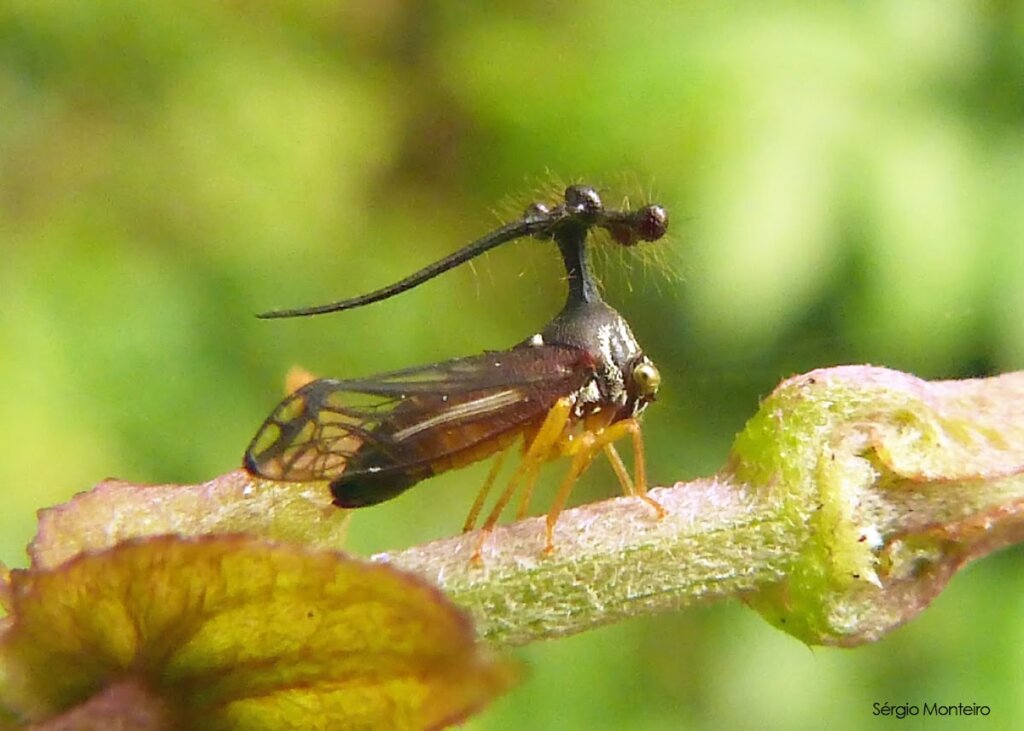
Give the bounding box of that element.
[244,185,669,556]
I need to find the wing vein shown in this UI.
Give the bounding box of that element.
[389,389,524,442]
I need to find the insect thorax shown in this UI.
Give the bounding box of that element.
[538,298,655,420]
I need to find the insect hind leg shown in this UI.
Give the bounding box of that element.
[462,448,509,533]
[470,396,573,562]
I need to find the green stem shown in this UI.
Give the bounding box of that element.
[28,366,1024,649]
[379,366,1024,647]
[378,475,790,647]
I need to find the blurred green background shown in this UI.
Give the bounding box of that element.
[2,1,1023,728]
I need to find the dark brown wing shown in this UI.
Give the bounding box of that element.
[243,343,594,486]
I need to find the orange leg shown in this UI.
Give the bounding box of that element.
[620,418,666,518]
[544,439,599,554]
[542,418,665,554]
[603,442,636,496]
[515,473,537,520]
[515,446,548,519]
[463,448,509,533]
[470,397,573,562]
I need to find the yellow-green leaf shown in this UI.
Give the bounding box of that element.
[1,535,515,730]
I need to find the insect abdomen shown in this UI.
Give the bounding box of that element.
[331,423,528,508]
[330,470,424,508]
[426,425,522,473]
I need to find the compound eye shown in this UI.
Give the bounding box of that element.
[632,361,661,397]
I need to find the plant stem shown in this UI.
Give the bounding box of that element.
[379,367,1024,647]
[377,475,789,646]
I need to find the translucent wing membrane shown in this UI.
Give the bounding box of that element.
[244,344,594,488]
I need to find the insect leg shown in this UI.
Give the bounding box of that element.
[515,450,544,519]
[513,466,543,522]
[602,442,636,496]
[544,438,600,554]
[463,448,510,533]
[543,415,669,554]
[599,419,666,518]
[470,397,573,562]
[480,397,572,528]
[623,418,666,517]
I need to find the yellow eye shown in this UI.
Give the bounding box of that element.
[632,362,661,397]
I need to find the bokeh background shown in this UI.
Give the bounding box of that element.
[3,1,1024,728]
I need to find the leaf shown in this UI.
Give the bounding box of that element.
[0,562,10,617]
[22,680,173,731]
[30,470,349,570]
[0,535,515,730]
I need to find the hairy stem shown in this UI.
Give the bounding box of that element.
[378,366,1024,647]
[29,366,1024,648]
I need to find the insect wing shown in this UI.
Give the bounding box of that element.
[244,378,377,482]
[243,344,593,484]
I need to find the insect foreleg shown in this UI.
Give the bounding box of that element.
[541,418,666,553]
[619,418,665,518]
[602,441,636,496]
[599,418,666,518]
